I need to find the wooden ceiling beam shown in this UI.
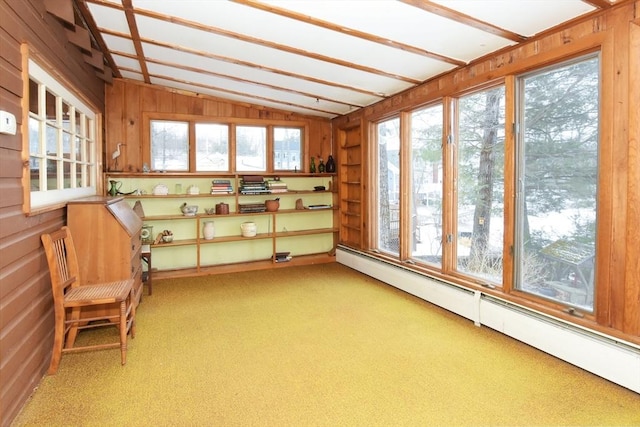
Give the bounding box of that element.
[231,0,466,67]
[399,0,527,43]
[581,0,614,8]
[127,6,421,85]
[121,0,151,84]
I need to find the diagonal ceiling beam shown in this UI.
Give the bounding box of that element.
[99,27,389,98]
[121,0,150,84]
[123,3,422,85]
[231,0,466,67]
[399,0,527,43]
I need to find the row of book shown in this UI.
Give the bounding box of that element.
[239,176,270,194]
[212,176,291,195]
[211,179,233,194]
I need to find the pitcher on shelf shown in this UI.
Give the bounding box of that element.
[108,180,122,196]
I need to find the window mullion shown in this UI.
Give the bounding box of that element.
[442,96,456,273]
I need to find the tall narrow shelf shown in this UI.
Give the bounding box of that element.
[338,124,364,249]
[105,173,337,278]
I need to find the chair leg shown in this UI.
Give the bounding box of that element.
[119,300,128,365]
[48,309,66,375]
[65,307,81,349]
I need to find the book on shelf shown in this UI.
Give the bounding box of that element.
[239,203,267,213]
[275,251,292,262]
[306,204,332,209]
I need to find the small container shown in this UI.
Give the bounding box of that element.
[162,235,174,243]
[203,221,215,240]
[265,199,280,212]
[240,221,257,237]
[215,202,229,215]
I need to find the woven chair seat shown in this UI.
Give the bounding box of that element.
[65,280,134,307]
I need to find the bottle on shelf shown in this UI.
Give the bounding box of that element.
[326,155,336,173]
[310,157,316,173]
[318,158,325,173]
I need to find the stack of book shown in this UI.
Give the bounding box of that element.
[240,176,270,194]
[210,179,233,194]
[238,203,266,213]
[275,251,292,263]
[266,180,288,193]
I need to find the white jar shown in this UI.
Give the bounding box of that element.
[203,221,215,240]
[240,221,257,237]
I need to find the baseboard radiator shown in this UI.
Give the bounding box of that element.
[336,246,640,394]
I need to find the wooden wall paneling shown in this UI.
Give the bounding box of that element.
[105,80,126,172]
[623,18,640,336]
[105,79,333,174]
[1,0,107,424]
[124,82,141,172]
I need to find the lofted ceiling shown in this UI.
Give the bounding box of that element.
[67,0,620,119]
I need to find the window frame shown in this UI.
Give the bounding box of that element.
[24,57,99,214]
[143,113,307,174]
[368,51,603,320]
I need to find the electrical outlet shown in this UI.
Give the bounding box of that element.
[0,111,17,135]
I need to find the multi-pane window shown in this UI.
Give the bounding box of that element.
[150,122,302,173]
[516,55,599,311]
[372,53,599,313]
[28,59,97,209]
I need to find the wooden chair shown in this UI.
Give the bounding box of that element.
[40,226,136,374]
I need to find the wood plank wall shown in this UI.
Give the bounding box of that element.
[104,80,332,174]
[0,1,105,425]
[331,2,640,345]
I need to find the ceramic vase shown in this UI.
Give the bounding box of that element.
[203,221,215,240]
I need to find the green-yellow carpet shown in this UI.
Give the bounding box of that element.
[12,263,640,426]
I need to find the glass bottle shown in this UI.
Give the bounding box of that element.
[326,155,336,173]
[318,158,325,173]
[310,156,316,173]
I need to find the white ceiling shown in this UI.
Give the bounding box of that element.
[80,0,615,119]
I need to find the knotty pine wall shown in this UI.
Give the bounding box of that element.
[0,1,106,425]
[332,2,640,345]
[104,79,332,174]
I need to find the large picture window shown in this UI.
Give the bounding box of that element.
[456,87,505,285]
[27,59,97,210]
[410,104,444,267]
[377,117,400,255]
[515,55,599,311]
[371,53,599,314]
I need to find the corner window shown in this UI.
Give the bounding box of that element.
[27,59,98,210]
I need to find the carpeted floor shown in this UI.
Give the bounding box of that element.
[12,263,640,426]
